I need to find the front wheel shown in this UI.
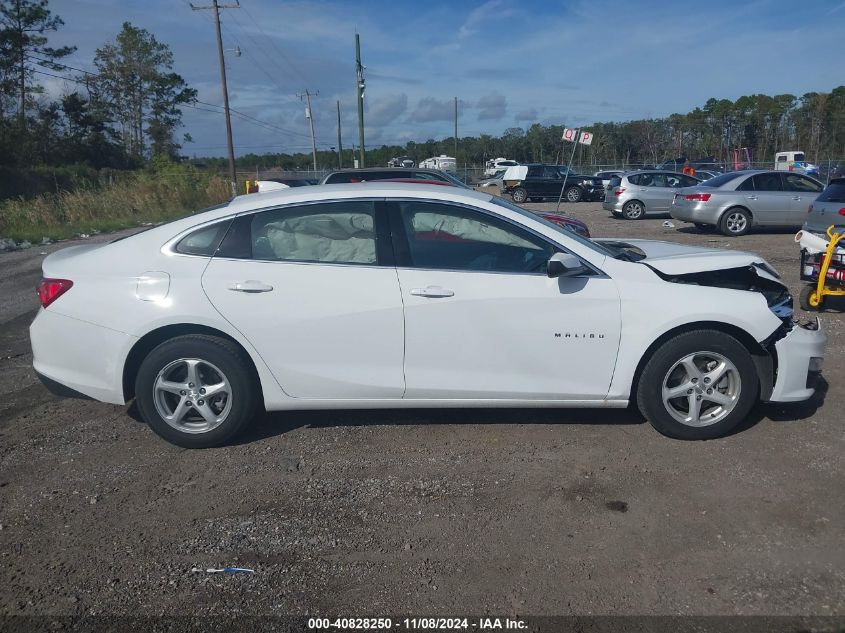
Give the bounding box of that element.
[511,187,528,203]
[636,330,759,440]
[565,186,583,203]
[135,334,259,448]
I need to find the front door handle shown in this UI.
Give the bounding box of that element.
[746,195,758,200]
[410,286,455,298]
[228,280,274,293]
[792,196,802,201]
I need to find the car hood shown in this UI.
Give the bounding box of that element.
[595,238,778,278]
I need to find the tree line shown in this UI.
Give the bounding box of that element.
[0,0,194,170]
[201,89,845,173]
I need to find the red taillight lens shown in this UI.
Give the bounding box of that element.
[684,193,711,202]
[839,208,845,216]
[614,188,626,196]
[37,278,73,308]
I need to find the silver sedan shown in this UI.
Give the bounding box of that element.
[670,170,824,236]
[603,171,700,219]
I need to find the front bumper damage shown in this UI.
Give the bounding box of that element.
[766,318,826,402]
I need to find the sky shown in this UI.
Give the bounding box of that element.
[44,0,845,158]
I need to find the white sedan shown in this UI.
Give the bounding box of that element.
[30,183,825,447]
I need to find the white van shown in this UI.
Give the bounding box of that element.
[484,157,519,177]
[775,151,819,176]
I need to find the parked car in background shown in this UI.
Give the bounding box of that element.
[804,177,845,234]
[475,170,507,191]
[388,156,416,168]
[670,170,824,236]
[30,182,824,447]
[603,171,700,219]
[485,158,519,177]
[502,164,604,203]
[594,170,625,188]
[320,168,470,188]
[693,170,719,181]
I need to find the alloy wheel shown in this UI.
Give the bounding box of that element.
[153,358,232,434]
[661,351,741,427]
[725,212,748,234]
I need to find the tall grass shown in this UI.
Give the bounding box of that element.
[0,163,232,242]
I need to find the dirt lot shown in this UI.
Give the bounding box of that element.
[1,202,844,621]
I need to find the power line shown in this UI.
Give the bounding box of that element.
[236,3,309,85]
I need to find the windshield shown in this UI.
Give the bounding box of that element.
[699,172,744,188]
[488,196,614,257]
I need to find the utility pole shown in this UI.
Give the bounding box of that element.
[454,96,458,160]
[355,33,365,168]
[336,100,343,169]
[299,89,319,171]
[191,0,239,195]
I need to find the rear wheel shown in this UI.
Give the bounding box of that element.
[565,186,583,203]
[636,330,758,440]
[135,334,258,448]
[719,207,751,236]
[511,187,528,203]
[622,200,645,220]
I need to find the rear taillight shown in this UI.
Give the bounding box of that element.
[37,278,73,308]
[839,208,845,216]
[684,193,711,202]
[614,188,626,196]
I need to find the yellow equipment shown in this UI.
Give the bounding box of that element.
[800,225,845,310]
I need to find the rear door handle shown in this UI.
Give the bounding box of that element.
[792,196,802,201]
[746,195,758,200]
[228,280,274,293]
[410,286,455,298]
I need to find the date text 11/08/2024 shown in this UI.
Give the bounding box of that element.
[307,617,528,630]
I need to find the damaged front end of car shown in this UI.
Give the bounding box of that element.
[647,262,824,402]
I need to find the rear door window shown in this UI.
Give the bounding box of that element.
[637,173,666,187]
[240,201,378,265]
[752,173,783,191]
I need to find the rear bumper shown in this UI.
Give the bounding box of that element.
[30,308,133,405]
[767,318,826,402]
[669,202,720,224]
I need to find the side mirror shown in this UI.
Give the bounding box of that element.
[547,252,586,278]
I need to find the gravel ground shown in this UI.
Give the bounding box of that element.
[1,203,844,620]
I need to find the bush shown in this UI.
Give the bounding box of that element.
[0,166,232,242]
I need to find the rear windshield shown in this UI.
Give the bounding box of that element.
[699,172,745,188]
[608,176,622,188]
[818,181,845,203]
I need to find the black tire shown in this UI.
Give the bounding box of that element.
[694,222,711,232]
[719,207,751,236]
[511,187,528,203]
[565,186,583,203]
[622,200,645,220]
[799,284,824,311]
[636,330,759,440]
[135,334,259,448]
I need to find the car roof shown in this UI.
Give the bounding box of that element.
[226,182,492,215]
